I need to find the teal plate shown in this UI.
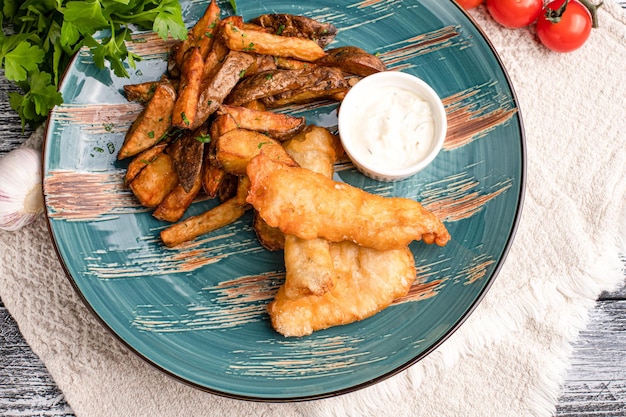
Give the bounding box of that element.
[43,0,525,401]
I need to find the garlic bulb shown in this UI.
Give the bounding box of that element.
[0,147,44,231]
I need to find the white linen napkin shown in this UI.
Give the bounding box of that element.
[1,2,625,416]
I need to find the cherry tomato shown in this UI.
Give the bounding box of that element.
[486,0,544,28]
[536,0,592,52]
[456,0,484,9]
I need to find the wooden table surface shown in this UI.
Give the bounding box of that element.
[1,25,625,413]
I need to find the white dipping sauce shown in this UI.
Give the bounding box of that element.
[344,86,435,170]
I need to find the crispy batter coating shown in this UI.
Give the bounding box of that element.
[268,242,416,337]
[246,154,451,251]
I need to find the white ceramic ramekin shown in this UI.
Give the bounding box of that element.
[338,71,447,182]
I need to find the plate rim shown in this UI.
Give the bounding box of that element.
[41,1,527,402]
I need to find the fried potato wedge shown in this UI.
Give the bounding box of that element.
[215,129,296,175]
[274,57,316,70]
[218,105,306,140]
[221,21,326,62]
[192,50,255,129]
[160,176,250,247]
[315,46,387,77]
[172,47,205,129]
[252,210,285,251]
[261,67,347,108]
[167,126,207,192]
[129,152,179,207]
[250,14,337,48]
[153,171,203,223]
[201,147,231,199]
[170,0,221,72]
[123,81,158,104]
[226,67,343,106]
[246,154,451,250]
[124,141,168,186]
[118,79,176,159]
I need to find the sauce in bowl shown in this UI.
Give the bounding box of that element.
[338,71,447,182]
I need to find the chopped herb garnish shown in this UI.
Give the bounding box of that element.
[181,112,190,126]
[107,142,116,154]
[239,69,247,78]
[276,24,285,36]
[196,133,211,144]
[148,131,155,138]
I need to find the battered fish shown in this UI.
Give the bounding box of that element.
[268,241,416,337]
[281,126,343,298]
[246,154,451,251]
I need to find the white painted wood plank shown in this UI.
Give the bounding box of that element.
[556,298,626,416]
[0,304,74,416]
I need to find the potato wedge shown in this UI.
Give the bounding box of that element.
[167,126,208,192]
[218,105,306,140]
[252,210,285,251]
[160,176,250,247]
[261,67,348,108]
[215,129,296,175]
[118,78,176,159]
[201,146,231,199]
[226,67,343,106]
[129,152,179,207]
[123,81,158,104]
[315,46,387,77]
[192,50,256,129]
[153,170,203,223]
[172,47,205,129]
[221,21,326,62]
[171,0,221,72]
[124,141,168,186]
[250,14,337,48]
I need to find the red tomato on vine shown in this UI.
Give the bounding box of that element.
[536,0,594,52]
[486,0,544,28]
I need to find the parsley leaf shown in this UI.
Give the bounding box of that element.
[0,0,187,129]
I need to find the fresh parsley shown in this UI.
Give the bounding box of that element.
[0,0,187,129]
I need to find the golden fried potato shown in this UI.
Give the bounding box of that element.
[261,67,347,108]
[160,176,250,247]
[192,50,255,129]
[220,20,326,62]
[226,67,343,106]
[167,126,207,192]
[215,129,296,175]
[218,105,306,140]
[315,46,387,77]
[250,14,337,48]
[129,152,179,207]
[123,81,158,104]
[252,210,285,251]
[153,171,203,222]
[124,141,168,186]
[171,0,221,72]
[172,47,205,129]
[118,78,176,159]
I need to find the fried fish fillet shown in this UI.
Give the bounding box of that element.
[268,241,416,337]
[246,154,451,251]
[281,126,343,298]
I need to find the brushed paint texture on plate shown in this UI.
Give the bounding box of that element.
[43,0,524,401]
